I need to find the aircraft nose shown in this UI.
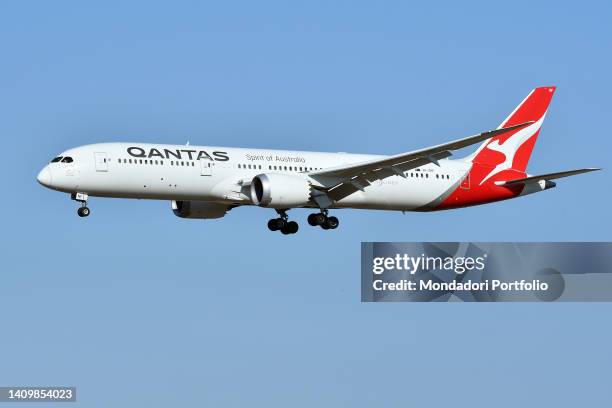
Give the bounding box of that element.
[37,166,53,187]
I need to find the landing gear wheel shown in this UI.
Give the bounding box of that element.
[77,207,90,217]
[268,219,279,231]
[281,221,299,235]
[326,216,339,229]
[268,218,285,231]
[287,221,298,234]
[308,213,326,226]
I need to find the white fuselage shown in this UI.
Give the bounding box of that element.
[38,143,471,211]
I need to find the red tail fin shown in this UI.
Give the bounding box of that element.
[468,86,556,184]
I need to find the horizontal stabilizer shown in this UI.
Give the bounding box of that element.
[495,168,601,186]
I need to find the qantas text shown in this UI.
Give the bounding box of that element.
[127,147,229,161]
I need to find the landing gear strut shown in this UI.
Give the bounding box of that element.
[307,210,339,230]
[267,209,298,235]
[72,192,90,218]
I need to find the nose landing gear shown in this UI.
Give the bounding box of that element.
[267,209,298,234]
[77,206,90,217]
[72,192,90,218]
[307,210,339,230]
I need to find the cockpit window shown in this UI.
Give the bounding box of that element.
[61,157,74,163]
[50,156,63,163]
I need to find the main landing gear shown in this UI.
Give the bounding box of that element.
[267,209,339,234]
[267,209,299,235]
[71,192,91,218]
[307,210,339,230]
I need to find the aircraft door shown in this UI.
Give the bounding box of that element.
[94,152,108,172]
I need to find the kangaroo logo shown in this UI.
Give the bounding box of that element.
[479,115,545,185]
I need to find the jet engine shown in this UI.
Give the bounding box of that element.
[171,200,230,219]
[250,173,312,208]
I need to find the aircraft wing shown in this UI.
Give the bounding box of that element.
[308,121,533,202]
[494,168,601,186]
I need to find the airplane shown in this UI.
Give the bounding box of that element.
[37,86,600,234]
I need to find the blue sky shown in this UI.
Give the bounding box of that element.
[1,0,611,406]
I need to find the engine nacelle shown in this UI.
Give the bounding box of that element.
[250,173,311,208]
[171,200,229,219]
